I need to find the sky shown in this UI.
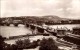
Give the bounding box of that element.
[0,0,80,19]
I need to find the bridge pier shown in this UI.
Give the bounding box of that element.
[30,25,35,30]
[25,23,29,27]
[36,27,45,35]
[0,23,5,26]
[14,24,18,26]
[37,27,44,33]
[6,23,10,26]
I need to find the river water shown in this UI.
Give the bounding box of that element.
[0,24,80,38]
[48,24,80,30]
[0,24,80,44]
[0,24,32,38]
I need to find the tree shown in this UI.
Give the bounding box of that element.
[11,44,18,50]
[15,39,23,49]
[0,35,6,50]
[39,38,59,50]
[23,39,31,48]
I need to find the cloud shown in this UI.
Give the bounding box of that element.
[0,0,80,19]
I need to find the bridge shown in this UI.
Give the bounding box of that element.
[0,17,80,37]
[0,17,24,26]
[3,22,80,47]
[0,17,80,48]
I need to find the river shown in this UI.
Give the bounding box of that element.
[48,24,80,30]
[0,24,80,38]
[0,24,32,38]
[0,24,80,44]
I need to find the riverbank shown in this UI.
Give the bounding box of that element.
[4,35,57,44]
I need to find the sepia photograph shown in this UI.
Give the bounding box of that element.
[0,0,80,50]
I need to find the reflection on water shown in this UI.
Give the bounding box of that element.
[0,24,32,38]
